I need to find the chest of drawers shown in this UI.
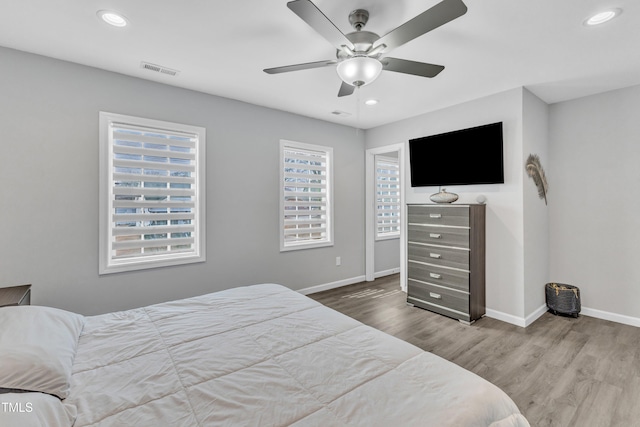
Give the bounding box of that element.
[406,204,485,324]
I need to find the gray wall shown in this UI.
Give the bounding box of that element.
[4,43,638,325]
[549,84,640,320]
[366,88,530,321]
[522,89,550,316]
[0,47,365,315]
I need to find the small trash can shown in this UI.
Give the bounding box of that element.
[545,282,580,318]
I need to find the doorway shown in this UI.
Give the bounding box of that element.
[365,143,406,291]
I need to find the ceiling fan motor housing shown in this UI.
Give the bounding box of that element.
[336,31,379,60]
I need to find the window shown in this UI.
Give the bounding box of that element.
[99,112,206,274]
[375,155,400,239]
[280,140,333,251]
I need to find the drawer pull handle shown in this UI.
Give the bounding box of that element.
[429,233,442,239]
[429,253,442,259]
[430,273,442,279]
[429,292,442,300]
[429,214,442,219]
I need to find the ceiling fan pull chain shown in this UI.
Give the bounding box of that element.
[356,85,361,127]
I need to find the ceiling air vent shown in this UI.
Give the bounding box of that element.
[140,62,180,77]
[331,110,352,117]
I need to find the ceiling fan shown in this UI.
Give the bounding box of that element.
[264,0,468,97]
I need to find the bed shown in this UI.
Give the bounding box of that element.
[0,283,530,426]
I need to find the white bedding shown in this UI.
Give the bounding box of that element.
[67,284,529,426]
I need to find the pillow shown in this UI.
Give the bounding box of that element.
[0,392,77,427]
[0,306,85,399]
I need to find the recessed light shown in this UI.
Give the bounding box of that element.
[584,8,621,26]
[365,99,379,106]
[97,10,128,27]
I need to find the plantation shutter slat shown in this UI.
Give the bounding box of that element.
[113,213,195,222]
[112,248,194,261]
[114,187,195,198]
[376,156,401,238]
[284,219,324,226]
[283,227,327,236]
[284,202,327,208]
[113,172,195,185]
[113,145,196,161]
[113,158,195,173]
[113,200,195,209]
[285,152,327,164]
[284,172,327,181]
[281,142,332,249]
[112,225,195,236]
[113,128,196,148]
[113,237,194,251]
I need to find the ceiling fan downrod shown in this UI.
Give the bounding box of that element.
[349,9,369,31]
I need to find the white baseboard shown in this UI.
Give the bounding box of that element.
[298,275,366,296]
[581,306,640,328]
[488,304,640,329]
[298,270,399,296]
[485,309,526,328]
[525,304,549,327]
[485,304,546,328]
[374,267,400,279]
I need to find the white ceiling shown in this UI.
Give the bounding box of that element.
[1,0,638,129]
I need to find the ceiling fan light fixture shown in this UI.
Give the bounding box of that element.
[336,56,383,87]
[584,9,621,26]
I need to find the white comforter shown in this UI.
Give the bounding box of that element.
[67,284,529,426]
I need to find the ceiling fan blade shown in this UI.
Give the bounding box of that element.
[373,0,467,52]
[382,57,445,78]
[338,81,355,97]
[287,0,355,51]
[263,59,337,74]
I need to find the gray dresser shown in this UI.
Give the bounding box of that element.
[406,204,485,324]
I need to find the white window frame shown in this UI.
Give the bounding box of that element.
[280,140,333,252]
[99,112,206,274]
[375,155,401,240]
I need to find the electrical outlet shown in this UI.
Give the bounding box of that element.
[336,256,341,266]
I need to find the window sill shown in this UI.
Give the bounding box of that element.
[375,234,400,242]
[280,241,333,252]
[99,253,206,275]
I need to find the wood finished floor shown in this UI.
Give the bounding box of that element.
[308,274,640,427]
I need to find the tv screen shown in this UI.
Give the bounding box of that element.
[409,122,504,187]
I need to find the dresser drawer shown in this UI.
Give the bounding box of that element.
[408,224,469,248]
[408,205,469,227]
[408,243,469,270]
[408,261,469,292]
[407,280,470,320]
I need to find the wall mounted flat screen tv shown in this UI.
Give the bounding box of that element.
[409,122,504,187]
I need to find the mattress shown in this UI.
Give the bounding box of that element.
[19,283,518,426]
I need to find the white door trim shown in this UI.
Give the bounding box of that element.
[365,143,406,291]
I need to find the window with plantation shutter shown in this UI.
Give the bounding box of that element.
[280,140,333,251]
[375,155,400,239]
[99,112,206,274]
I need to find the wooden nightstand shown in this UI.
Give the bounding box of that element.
[0,284,32,307]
